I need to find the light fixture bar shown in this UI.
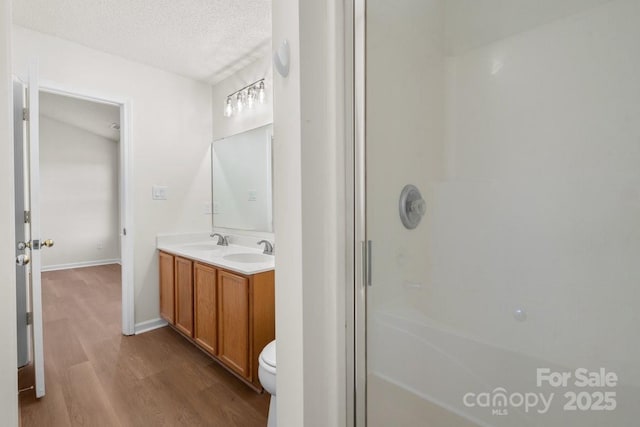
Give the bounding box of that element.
[223,78,266,118]
[227,78,265,100]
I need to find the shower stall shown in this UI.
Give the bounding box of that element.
[354,1,640,426]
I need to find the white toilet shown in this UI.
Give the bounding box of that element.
[258,340,277,427]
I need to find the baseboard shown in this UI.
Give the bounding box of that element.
[134,318,168,335]
[42,259,121,272]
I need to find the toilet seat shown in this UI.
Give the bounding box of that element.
[259,340,276,373]
[258,340,277,427]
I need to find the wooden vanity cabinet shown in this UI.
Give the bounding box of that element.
[217,270,250,377]
[158,250,275,391]
[174,256,194,337]
[215,268,276,385]
[194,262,218,355]
[246,269,276,386]
[159,251,175,323]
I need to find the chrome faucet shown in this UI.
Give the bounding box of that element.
[210,233,229,246]
[257,240,274,255]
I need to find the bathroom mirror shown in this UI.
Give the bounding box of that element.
[211,124,273,232]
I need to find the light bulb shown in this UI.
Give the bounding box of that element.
[236,92,244,113]
[257,81,266,104]
[247,87,256,108]
[224,97,233,117]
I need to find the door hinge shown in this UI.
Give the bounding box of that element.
[22,108,29,121]
[122,228,127,236]
[24,210,31,224]
[26,312,33,325]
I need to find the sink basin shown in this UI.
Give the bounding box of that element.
[223,253,272,263]
[181,243,224,252]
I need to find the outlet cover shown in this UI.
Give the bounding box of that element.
[152,185,168,200]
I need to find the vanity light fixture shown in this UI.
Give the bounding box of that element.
[257,81,266,104]
[224,97,233,117]
[247,86,257,108]
[224,78,266,118]
[236,92,245,113]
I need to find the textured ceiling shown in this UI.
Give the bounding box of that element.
[13,0,272,84]
[40,91,121,141]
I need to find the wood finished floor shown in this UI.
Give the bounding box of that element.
[19,264,269,427]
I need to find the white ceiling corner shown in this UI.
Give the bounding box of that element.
[13,0,272,84]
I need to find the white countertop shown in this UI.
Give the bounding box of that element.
[157,234,275,275]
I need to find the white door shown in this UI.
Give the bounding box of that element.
[26,63,49,398]
[14,79,29,369]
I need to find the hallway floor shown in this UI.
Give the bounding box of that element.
[19,264,269,426]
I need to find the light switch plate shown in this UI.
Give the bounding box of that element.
[152,185,168,200]
[248,190,257,201]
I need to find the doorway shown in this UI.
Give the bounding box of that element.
[38,84,134,338]
[15,78,135,400]
[39,91,121,272]
[34,91,125,397]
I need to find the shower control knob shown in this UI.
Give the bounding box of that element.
[399,184,426,229]
[410,199,427,216]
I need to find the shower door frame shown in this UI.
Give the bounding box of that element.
[351,0,367,425]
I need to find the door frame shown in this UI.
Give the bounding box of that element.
[38,80,135,336]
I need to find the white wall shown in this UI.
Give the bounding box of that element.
[272,0,348,426]
[438,0,640,372]
[40,115,120,269]
[211,54,272,140]
[299,1,348,425]
[13,26,213,326]
[443,0,611,55]
[271,0,304,425]
[0,0,19,424]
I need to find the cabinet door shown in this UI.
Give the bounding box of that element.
[159,251,175,324]
[194,263,217,355]
[217,270,250,378]
[174,256,194,337]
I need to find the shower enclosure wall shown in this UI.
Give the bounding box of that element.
[355,1,640,426]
